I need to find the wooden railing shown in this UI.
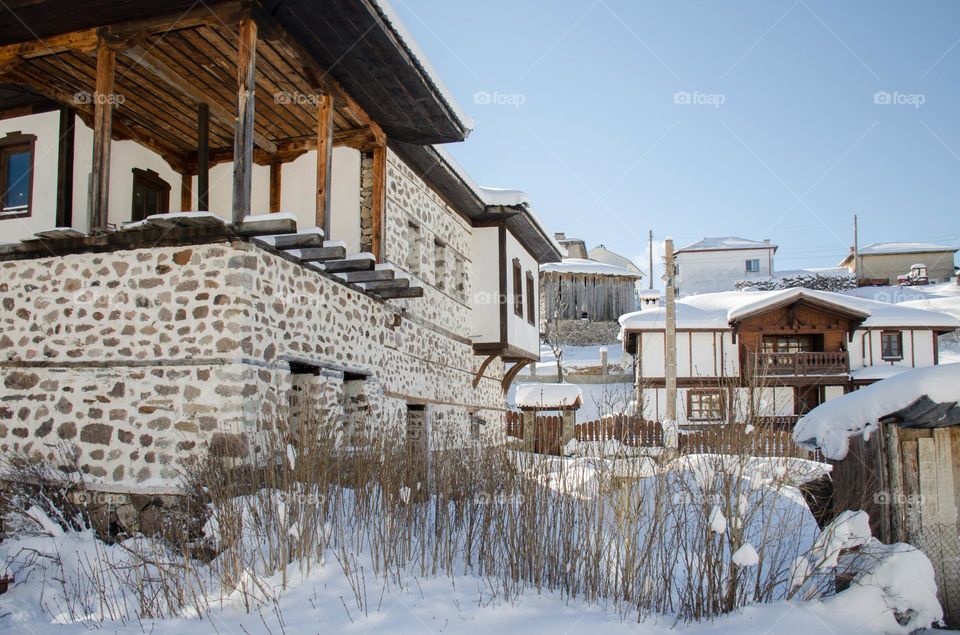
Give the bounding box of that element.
[749,351,848,376]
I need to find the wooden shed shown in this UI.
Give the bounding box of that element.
[795,368,960,626]
[540,258,641,322]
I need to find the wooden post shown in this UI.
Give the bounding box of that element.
[89,42,116,232]
[232,18,257,223]
[664,237,678,421]
[371,143,387,261]
[197,102,209,211]
[179,173,192,211]
[315,93,333,233]
[269,161,282,213]
[55,106,75,228]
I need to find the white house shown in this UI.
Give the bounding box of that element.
[619,288,958,427]
[674,237,776,297]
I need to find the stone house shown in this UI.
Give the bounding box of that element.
[0,1,560,489]
[619,288,958,428]
[838,242,958,285]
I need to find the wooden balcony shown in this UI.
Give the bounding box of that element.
[748,351,849,377]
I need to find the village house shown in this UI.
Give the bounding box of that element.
[839,242,958,285]
[619,288,958,427]
[0,1,561,491]
[673,237,776,297]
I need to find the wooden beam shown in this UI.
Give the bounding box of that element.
[197,103,209,210]
[269,161,282,213]
[180,173,193,211]
[298,245,347,262]
[55,106,75,228]
[371,144,387,262]
[501,360,532,393]
[88,41,115,232]
[0,29,99,67]
[232,17,257,223]
[122,45,277,154]
[472,354,498,388]
[315,93,333,233]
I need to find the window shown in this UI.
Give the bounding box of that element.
[525,271,535,324]
[688,390,724,421]
[745,258,761,273]
[405,221,422,275]
[512,259,523,317]
[452,254,467,302]
[0,133,35,219]
[881,331,903,361]
[762,335,816,353]
[131,168,170,222]
[433,238,446,291]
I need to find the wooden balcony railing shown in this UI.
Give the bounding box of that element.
[748,351,849,376]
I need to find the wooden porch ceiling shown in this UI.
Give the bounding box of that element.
[0,7,385,174]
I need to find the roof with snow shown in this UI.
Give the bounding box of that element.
[587,245,643,274]
[793,364,960,460]
[515,383,583,410]
[675,237,777,254]
[619,288,959,350]
[540,258,642,278]
[857,242,957,256]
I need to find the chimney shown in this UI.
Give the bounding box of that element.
[763,238,771,244]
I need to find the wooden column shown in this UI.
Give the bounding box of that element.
[197,102,209,211]
[55,106,75,228]
[371,143,387,261]
[179,173,193,211]
[315,93,333,233]
[269,161,281,213]
[88,42,116,232]
[232,18,257,223]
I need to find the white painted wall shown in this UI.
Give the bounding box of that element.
[850,328,937,371]
[635,330,737,379]
[0,111,60,242]
[505,229,540,357]
[674,247,775,297]
[470,226,500,344]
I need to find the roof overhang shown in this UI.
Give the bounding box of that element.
[0,0,470,145]
[730,293,870,329]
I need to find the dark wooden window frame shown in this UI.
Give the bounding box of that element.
[0,131,37,220]
[512,258,523,317]
[880,330,903,361]
[525,270,536,325]
[687,388,725,421]
[131,167,171,222]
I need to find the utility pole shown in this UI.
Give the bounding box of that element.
[664,237,677,422]
[648,230,654,290]
[853,213,859,281]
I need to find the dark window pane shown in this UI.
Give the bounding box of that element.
[4,148,31,209]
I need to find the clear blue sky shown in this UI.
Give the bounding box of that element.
[391,0,960,276]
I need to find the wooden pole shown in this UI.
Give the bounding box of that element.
[664,237,678,422]
[197,102,209,211]
[269,161,281,213]
[89,42,115,232]
[371,143,386,261]
[315,93,333,233]
[232,18,257,223]
[885,423,906,542]
[55,106,75,228]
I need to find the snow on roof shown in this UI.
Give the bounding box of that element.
[540,258,642,278]
[373,0,473,133]
[793,364,960,460]
[857,242,957,256]
[618,288,960,334]
[771,267,852,278]
[515,383,583,409]
[675,236,777,254]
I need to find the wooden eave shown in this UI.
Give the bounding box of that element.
[0,4,388,175]
[730,296,869,330]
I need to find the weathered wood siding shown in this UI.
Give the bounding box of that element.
[541,271,637,322]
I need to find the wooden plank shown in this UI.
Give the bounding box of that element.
[952,428,960,530]
[334,269,396,283]
[902,439,920,536]
[232,17,257,223]
[323,257,375,274]
[934,428,957,523]
[371,145,386,262]
[179,173,192,211]
[270,232,325,250]
[89,41,115,232]
[0,28,99,67]
[885,423,907,542]
[269,161,281,213]
[298,245,347,262]
[232,217,296,236]
[361,278,410,291]
[917,437,939,528]
[315,93,334,233]
[373,287,424,300]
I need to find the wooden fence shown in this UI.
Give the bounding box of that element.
[507,411,811,459]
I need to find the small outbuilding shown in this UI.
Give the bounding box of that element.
[793,363,960,626]
[540,258,641,322]
[513,383,583,454]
